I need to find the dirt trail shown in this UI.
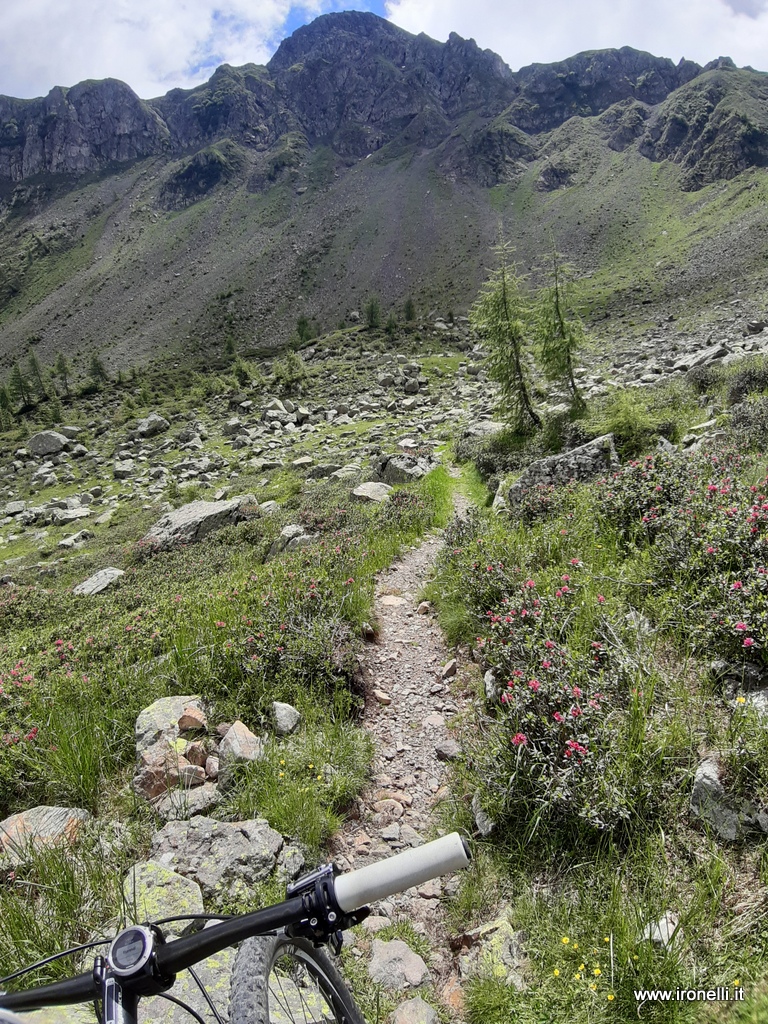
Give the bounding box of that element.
[330,492,474,1006]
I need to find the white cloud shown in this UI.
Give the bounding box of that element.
[384,0,768,71]
[5,0,768,103]
[0,0,327,99]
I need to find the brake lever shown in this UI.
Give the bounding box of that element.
[285,863,370,947]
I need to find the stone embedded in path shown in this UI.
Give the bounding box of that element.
[373,689,393,705]
[417,601,430,615]
[150,816,282,895]
[0,806,91,868]
[142,495,256,551]
[435,738,461,761]
[368,939,430,989]
[381,595,406,607]
[440,659,457,680]
[73,566,125,596]
[393,997,439,1024]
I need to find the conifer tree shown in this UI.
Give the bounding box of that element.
[27,351,47,400]
[534,250,585,410]
[55,352,71,396]
[8,363,31,408]
[470,243,541,431]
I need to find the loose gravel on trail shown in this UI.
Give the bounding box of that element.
[330,496,474,991]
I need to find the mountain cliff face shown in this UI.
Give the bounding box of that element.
[1,12,768,373]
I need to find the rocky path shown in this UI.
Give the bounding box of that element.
[329,492,475,1016]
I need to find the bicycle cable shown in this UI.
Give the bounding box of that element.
[188,966,225,1024]
[156,991,208,1024]
[0,939,110,986]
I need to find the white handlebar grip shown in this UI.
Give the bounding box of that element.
[334,832,471,913]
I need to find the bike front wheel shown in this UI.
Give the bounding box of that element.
[229,933,366,1024]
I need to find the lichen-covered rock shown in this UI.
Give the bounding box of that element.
[123,862,204,938]
[135,695,205,755]
[150,816,283,895]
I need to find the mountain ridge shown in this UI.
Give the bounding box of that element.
[1,11,768,373]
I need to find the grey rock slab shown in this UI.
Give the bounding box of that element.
[135,695,205,755]
[135,413,171,438]
[218,720,264,786]
[353,482,393,502]
[0,806,91,868]
[73,567,125,595]
[507,435,618,508]
[28,431,69,457]
[152,783,222,822]
[641,912,682,949]
[123,862,204,938]
[114,459,136,479]
[392,997,439,1024]
[50,507,91,524]
[149,816,283,895]
[368,939,430,990]
[142,496,255,550]
[271,701,302,736]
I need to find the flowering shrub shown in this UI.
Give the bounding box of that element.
[475,569,660,835]
[591,447,768,665]
[436,514,666,839]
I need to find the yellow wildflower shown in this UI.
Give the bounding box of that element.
[594,968,602,976]
[607,994,615,1001]
[553,969,560,977]
[562,936,570,945]
[590,983,597,991]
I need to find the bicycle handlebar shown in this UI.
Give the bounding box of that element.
[0,832,470,1012]
[335,831,470,912]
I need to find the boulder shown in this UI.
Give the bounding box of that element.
[353,482,393,503]
[507,435,618,508]
[152,783,222,822]
[271,701,302,736]
[114,459,135,479]
[393,998,439,1024]
[135,695,205,755]
[150,816,283,895]
[133,740,195,801]
[123,862,204,938]
[690,758,768,840]
[73,567,125,596]
[135,413,171,438]
[27,430,69,457]
[218,720,264,785]
[0,806,91,868]
[368,939,429,990]
[141,496,255,550]
[375,454,431,485]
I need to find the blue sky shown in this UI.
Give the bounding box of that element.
[2,0,768,101]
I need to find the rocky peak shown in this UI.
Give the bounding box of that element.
[0,77,168,182]
[507,46,702,132]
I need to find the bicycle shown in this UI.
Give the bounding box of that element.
[0,832,470,1024]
